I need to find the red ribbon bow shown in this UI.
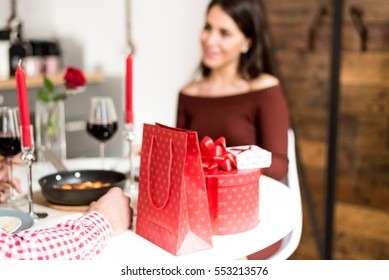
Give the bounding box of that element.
[200,136,236,171]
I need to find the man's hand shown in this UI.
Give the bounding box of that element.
[88,187,133,236]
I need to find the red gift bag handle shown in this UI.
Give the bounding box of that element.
[147,135,173,210]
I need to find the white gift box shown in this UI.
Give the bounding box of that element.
[226,145,272,170]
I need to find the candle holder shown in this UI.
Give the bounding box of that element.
[20,125,48,221]
[123,123,136,193]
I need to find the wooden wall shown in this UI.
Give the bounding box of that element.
[263,0,389,259]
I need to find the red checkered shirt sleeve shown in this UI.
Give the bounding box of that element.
[0,211,112,260]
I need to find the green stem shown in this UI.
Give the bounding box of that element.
[47,102,59,141]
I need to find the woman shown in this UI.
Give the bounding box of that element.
[176,0,289,181]
[176,0,290,259]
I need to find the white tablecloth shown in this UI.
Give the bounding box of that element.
[10,157,302,260]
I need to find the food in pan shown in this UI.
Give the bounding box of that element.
[39,170,126,205]
[53,181,111,190]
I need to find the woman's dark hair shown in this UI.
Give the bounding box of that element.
[201,0,277,79]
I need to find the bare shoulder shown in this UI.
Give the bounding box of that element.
[250,73,280,91]
[180,81,202,96]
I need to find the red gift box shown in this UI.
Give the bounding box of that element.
[200,136,262,235]
[205,168,261,235]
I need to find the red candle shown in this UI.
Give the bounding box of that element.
[125,53,133,124]
[15,63,32,148]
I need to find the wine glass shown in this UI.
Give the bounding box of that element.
[0,107,21,207]
[86,97,118,169]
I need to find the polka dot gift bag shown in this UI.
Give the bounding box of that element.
[136,123,213,256]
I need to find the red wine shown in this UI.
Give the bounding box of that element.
[86,122,118,142]
[0,136,21,157]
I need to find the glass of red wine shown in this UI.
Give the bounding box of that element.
[0,107,21,207]
[86,97,118,169]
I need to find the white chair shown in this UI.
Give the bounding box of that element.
[267,128,303,259]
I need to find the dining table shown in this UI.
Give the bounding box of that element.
[4,157,302,260]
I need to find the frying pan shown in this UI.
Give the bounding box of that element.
[38,169,127,206]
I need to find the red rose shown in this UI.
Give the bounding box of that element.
[63,67,86,89]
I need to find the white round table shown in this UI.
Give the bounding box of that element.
[12,157,302,260]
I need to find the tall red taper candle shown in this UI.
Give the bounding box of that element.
[125,53,133,124]
[15,62,32,147]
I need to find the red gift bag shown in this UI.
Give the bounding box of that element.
[135,123,213,255]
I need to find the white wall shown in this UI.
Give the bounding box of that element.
[131,0,208,136]
[1,0,209,154]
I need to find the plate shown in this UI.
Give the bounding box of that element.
[0,209,34,233]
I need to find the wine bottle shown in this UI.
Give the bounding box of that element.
[7,0,32,76]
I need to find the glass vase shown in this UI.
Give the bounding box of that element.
[35,100,67,162]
